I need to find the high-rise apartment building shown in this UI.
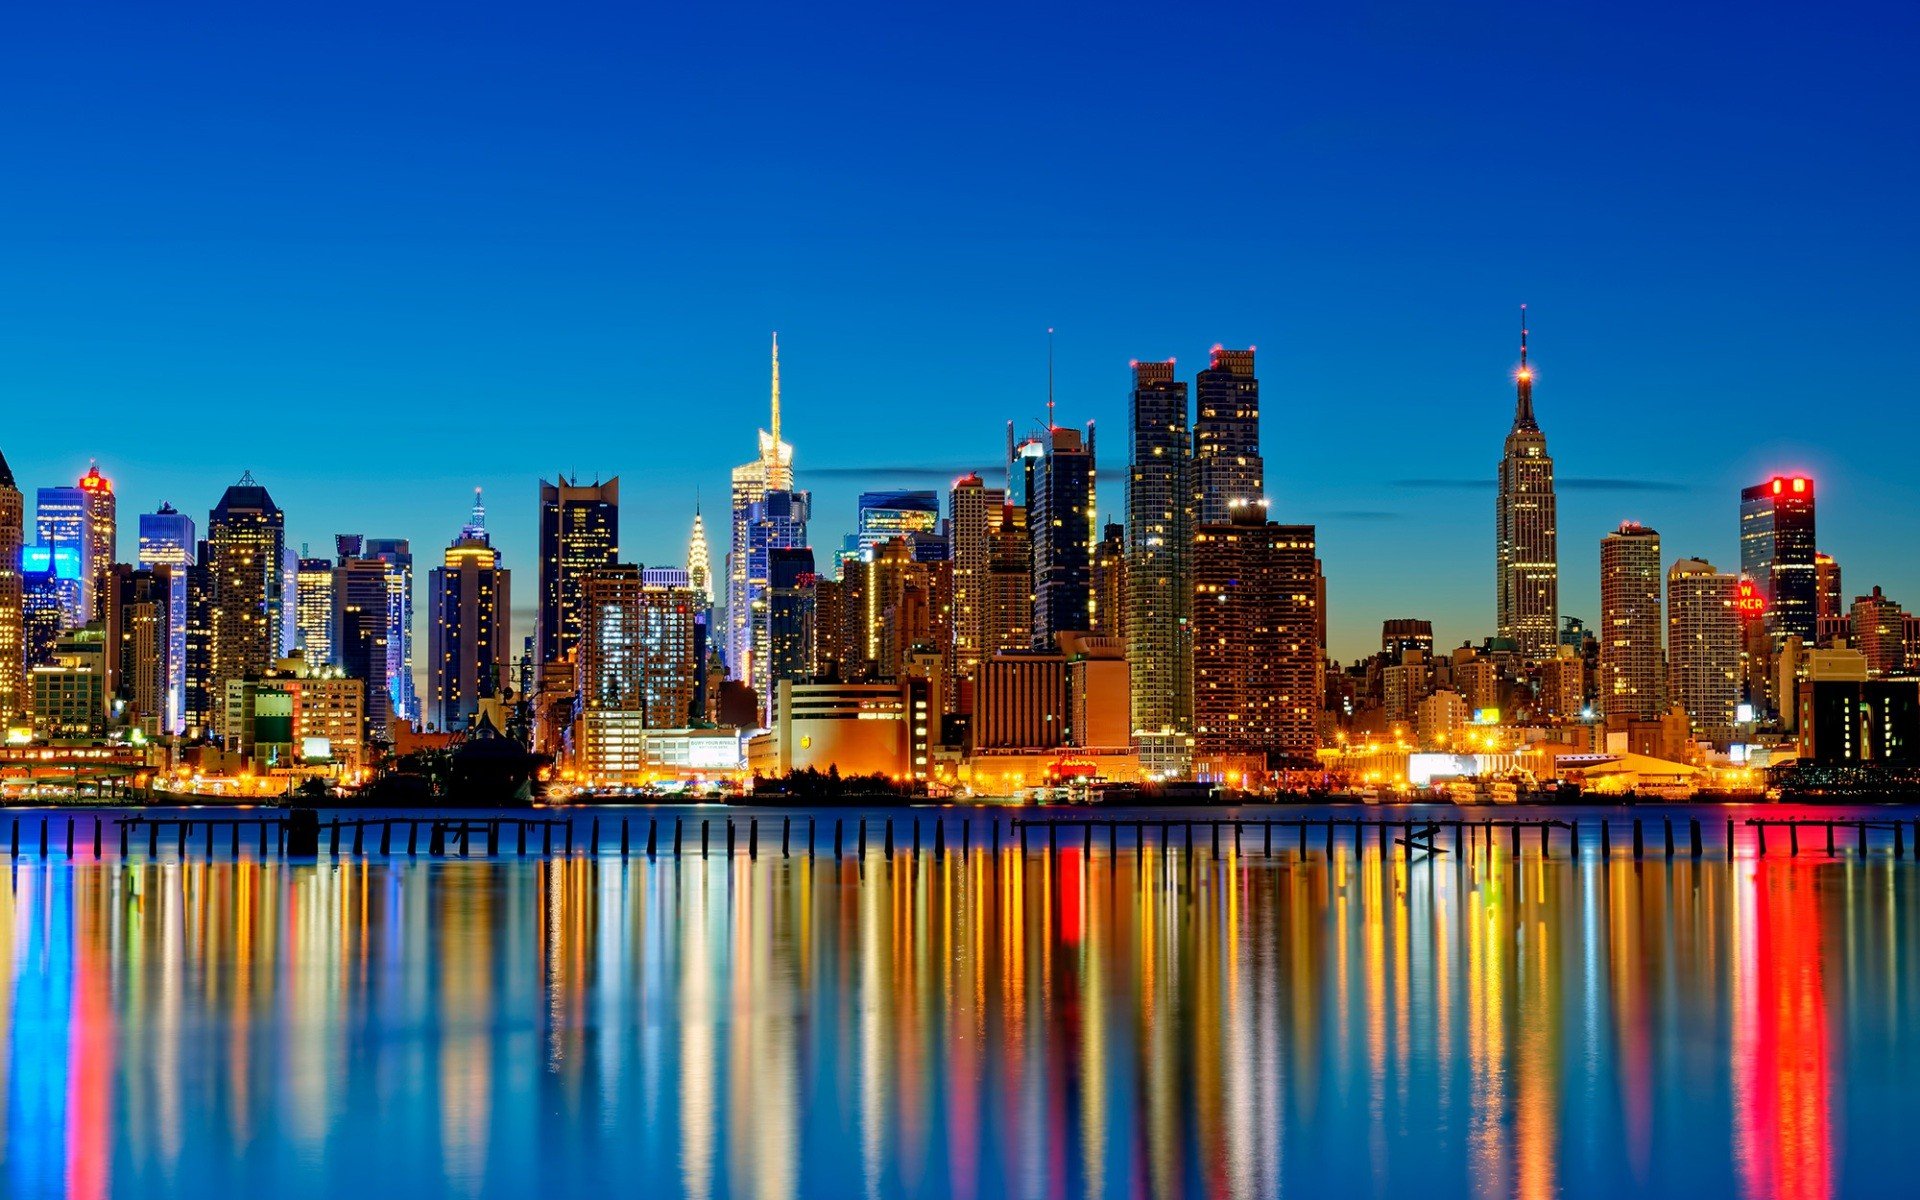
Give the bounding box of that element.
[428,494,510,730]
[105,564,173,736]
[536,475,619,667]
[1851,587,1910,678]
[743,488,810,708]
[948,473,1006,695]
[1192,348,1262,526]
[578,567,701,781]
[1090,521,1125,639]
[1739,475,1817,645]
[1666,557,1740,736]
[984,502,1032,657]
[1815,552,1843,621]
[767,547,817,689]
[33,484,90,629]
[1382,619,1435,659]
[0,448,23,723]
[138,503,196,734]
[332,540,393,737]
[1190,503,1320,766]
[295,555,335,667]
[851,491,939,561]
[205,473,286,735]
[1599,522,1663,721]
[1023,424,1095,647]
[1495,311,1558,660]
[1126,358,1190,750]
[729,335,797,683]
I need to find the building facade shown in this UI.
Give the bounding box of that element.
[0,448,22,723]
[428,499,510,731]
[1599,522,1663,721]
[205,474,287,736]
[728,335,796,683]
[1740,475,1817,645]
[536,475,620,668]
[1126,359,1191,754]
[1192,347,1262,526]
[577,569,701,782]
[1666,557,1740,737]
[1025,424,1095,647]
[1495,316,1559,661]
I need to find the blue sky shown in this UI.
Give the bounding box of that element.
[5,0,1917,662]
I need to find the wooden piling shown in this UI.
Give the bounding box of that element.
[781,816,790,858]
[748,818,758,860]
[1727,818,1735,860]
[1570,820,1580,861]
[675,818,684,857]
[885,819,895,858]
[1857,821,1867,857]
[1540,822,1550,858]
[1454,822,1464,857]
[377,821,389,855]
[1377,822,1387,857]
[858,818,867,859]
[65,818,73,857]
[809,817,816,855]
[353,822,365,856]
[1601,820,1611,858]
[565,822,574,856]
[488,822,500,856]
[916,819,924,857]
[1210,822,1219,861]
[1081,822,1090,856]
[1326,822,1336,857]
[148,821,158,857]
[459,823,472,857]
[936,819,947,859]
[1790,822,1800,856]
[328,822,339,856]
[725,819,735,858]
[1353,821,1363,857]
[647,819,658,858]
[964,821,973,856]
[1757,823,1767,855]
[1632,819,1644,860]
[1690,818,1703,860]
[1509,822,1519,859]
[1825,822,1834,856]
[833,818,843,860]
[1106,821,1114,856]
[429,821,445,855]
[93,817,102,859]
[120,821,129,857]
[1895,822,1905,858]
[590,818,599,854]
[1232,823,1242,857]
[991,820,999,855]
[1663,818,1674,860]
[1050,822,1059,857]
[544,822,553,855]
[621,819,630,858]
[701,819,710,857]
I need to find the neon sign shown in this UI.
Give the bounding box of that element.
[1734,578,1766,619]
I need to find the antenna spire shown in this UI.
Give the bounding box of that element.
[1046,327,1056,431]
[769,332,782,454]
[1512,304,1538,432]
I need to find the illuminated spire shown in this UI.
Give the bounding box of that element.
[462,487,488,541]
[1046,327,1056,431]
[1512,304,1538,432]
[687,499,715,606]
[769,332,782,457]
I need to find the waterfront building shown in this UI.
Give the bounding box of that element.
[1125,358,1191,760]
[755,678,929,780]
[1797,677,1920,764]
[32,486,90,629]
[1599,522,1663,721]
[428,494,510,731]
[535,475,620,667]
[1495,310,1559,661]
[729,335,796,681]
[1666,557,1740,737]
[1023,423,1095,647]
[365,537,417,723]
[1452,652,1499,717]
[1739,475,1817,645]
[0,448,24,723]
[331,539,393,738]
[577,568,701,782]
[30,624,109,738]
[205,473,286,736]
[1090,521,1125,639]
[295,556,335,666]
[948,473,1005,694]
[1192,347,1262,526]
[222,651,367,777]
[1190,503,1321,767]
[1416,689,1469,745]
[183,544,214,735]
[1382,651,1432,726]
[138,503,196,733]
[1541,645,1586,719]
[973,649,1068,752]
[1064,633,1130,751]
[1851,587,1911,678]
[105,564,174,736]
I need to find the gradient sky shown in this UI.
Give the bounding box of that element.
[5,0,1917,665]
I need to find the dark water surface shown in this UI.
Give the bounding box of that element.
[2,803,1917,1198]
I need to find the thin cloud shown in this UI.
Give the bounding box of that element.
[1315,509,1403,521]
[803,464,997,483]
[1393,477,1689,494]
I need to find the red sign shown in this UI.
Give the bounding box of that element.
[1734,578,1766,619]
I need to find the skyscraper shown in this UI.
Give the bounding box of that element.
[1599,521,1662,721]
[1090,521,1126,639]
[137,503,197,734]
[536,475,620,666]
[1495,309,1559,660]
[429,490,511,730]
[1815,552,1842,620]
[295,555,335,667]
[205,473,286,736]
[1739,475,1817,645]
[984,501,1032,657]
[850,491,939,561]
[1192,348,1262,526]
[578,566,700,781]
[332,537,393,738]
[77,463,116,622]
[1024,423,1095,647]
[1666,557,1740,736]
[743,488,811,708]
[105,564,173,736]
[686,501,715,610]
[728,335,804,690]
[1190,503,1320,769]
[947,472,1005,695]
[1850,587,1910,678]
[365,537,418,724]
[1126,358,1191,749]
[0,447,22,723]
[767,547,817,688]
[34,483,90,628]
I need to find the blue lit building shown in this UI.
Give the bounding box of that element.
[365,537,418,724]
[744,488,810,712]
[1020,424,1096,647]
[138,504,197,734]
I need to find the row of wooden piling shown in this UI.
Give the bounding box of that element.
[3,812,1917,862]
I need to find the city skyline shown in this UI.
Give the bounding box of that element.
[5,2,1915,666]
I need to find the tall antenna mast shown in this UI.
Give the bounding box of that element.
[1046,327,1056,431]
[769,331,782,453]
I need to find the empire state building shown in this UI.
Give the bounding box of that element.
[1495,308,1559,660]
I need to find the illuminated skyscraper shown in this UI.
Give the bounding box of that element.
[105,563,173,736]
[205,473,286,736]
[767,547,817,688]
[1740,475,1817,645]
[1815,551,1842,620]
[1126,358,1190,748]
[1191,503,1320,768]
[743,488,811,708]
[851,491,939,561]
[578,566,700,781]
[1599,521,1663,721]
[1192,347,1262,526]
[429,491,511,730]
[295,555,335,667]
[536,475,620,666]
[77,463,115,622]
[1495,309,1559,660]
[686,500,715,608]
[0,448,21,722]
[137,503,196,734]
[728,334,802,687]
[332,536,393,737]
[1091,521,1125,639]
[1667,557,1740,735]
[365,537,418,723]
[1850,587,1910,678]
[1022,423,1095,647]
[984,501,1032,656]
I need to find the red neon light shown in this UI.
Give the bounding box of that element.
[1792,478,1807,493]
[1772,479,1783,495]
[1735,578,1767,618]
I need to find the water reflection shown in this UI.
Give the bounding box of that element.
[2,844,1914,1198]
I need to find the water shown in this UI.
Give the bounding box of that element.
[2,803,1917,1198]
